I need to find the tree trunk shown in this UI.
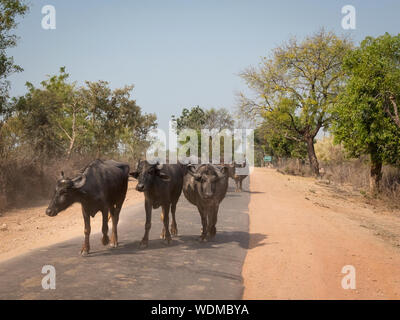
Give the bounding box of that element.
[369,157,382,195]
[66,111,76,160]
[305,136,320,177]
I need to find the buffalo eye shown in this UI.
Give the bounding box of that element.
[130,171,139,178]
[157,171,171,181]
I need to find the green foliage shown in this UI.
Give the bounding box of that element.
[172,106,206,132]
[5,68,157,161]
[0,0,28,114]
[173,106,234,133]
[332,33,400,168]
[240,29,353,174]
[172,106,235,161]
[256,98,307,159]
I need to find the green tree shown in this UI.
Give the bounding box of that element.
[13,72,69,161]
[239,30,353,176]
[332,33,400,193]
[172,106,235,162]
[0,0,28,113]
[172,106,207,132]
[0,0,28,157]
[10,68,157,161]
[80,80,156,158]
[257,97,308,159]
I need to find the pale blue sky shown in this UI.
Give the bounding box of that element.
[7,0,400,131]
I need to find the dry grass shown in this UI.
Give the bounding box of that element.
[0,155,106,212]
[276,158,313,177]
[275,157,400,209]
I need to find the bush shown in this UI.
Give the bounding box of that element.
[0,155,103,212]
[275,155,400,207]
[315,136,347,164]
[276,158,312,177]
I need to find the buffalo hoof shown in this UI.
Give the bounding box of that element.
[163,238,172,245]
[109,242,118,248]
[102,235,110,246]
[80,248,89,256]
[198,235,208,242]
[170,226,178,237]
[160,230,166,240]
[140,239,148,248]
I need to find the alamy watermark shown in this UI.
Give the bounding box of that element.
[341,265,356,289]
[41,265,56,290]
[341,5,356,30]
[143,121,254,174]
[41,5,56,30]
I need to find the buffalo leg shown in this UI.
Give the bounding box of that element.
[199,207,208,242]
[110,205,121,248]
[170,202,178,237]
[140,200,152,248]
[81,210,91,256]
[162,204,172,244]
[209,206,218,238]
[239,179,243,192]
[160,210,166,239]
[101,209,110,246]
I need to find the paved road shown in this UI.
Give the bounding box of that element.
[0,181,250,299]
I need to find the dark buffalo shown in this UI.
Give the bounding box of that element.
[183,164,229,241]
[46,159,129,256]
[129,160,184,247]
[226,160,248,192]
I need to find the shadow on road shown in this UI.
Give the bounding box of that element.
[226,191,265,196]
[242,190,264,194]
[87,231,267,258]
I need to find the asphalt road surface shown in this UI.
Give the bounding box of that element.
[0,180,250,299]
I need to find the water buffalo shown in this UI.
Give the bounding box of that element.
[46,159,129,256]
[226,161,248,192]
[183,164,229,241]
[129,160,184,247]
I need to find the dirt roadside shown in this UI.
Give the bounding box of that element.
[243,167,400,299]
[0,181,144,263]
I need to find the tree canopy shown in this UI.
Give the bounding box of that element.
[6,68,157,162]
[332,33,400,193]
[172,106,235,162]
[240,29,353,175]
[0,0,28,115]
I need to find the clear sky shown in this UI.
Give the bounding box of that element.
[7,0,400,132]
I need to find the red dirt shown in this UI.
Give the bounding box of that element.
[243,168,400,299]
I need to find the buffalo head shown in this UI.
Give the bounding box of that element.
[129,160,170,192]
[46,171,86,217]
[187,164,228,199]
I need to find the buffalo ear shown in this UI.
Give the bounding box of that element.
[216,166,228,178]
[186,164,197,174]
[130,171,139,179]
[187,165,202,181]
[158,171,170,181]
